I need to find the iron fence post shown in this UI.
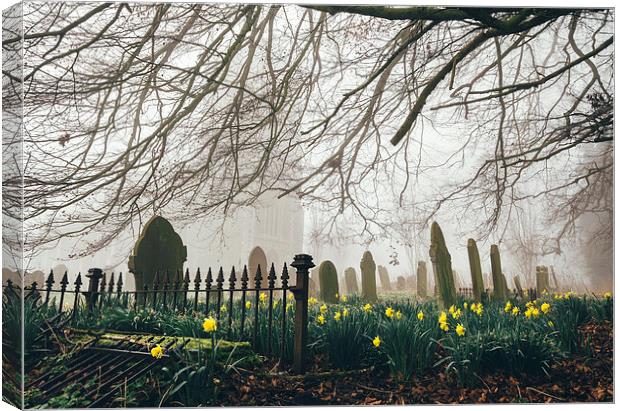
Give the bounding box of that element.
[290,253,314,374]
[85,268,103,312]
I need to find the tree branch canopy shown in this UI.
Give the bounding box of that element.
[1,4,613,259]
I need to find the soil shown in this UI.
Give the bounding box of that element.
[218,321,613,405]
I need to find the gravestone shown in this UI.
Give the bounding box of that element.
[360,251,378,302]
[128,215,187,292]
[344,267,359,295]
[417,261,428,298]
[26,270,45,287]
[308,276,318,299]
[318,260,339,303]
[429,222,457,308]
[378,265,392,291]
[248,246,269,289]
[396,276,407,290]
[467,239,485,302]
[405,275,416,289]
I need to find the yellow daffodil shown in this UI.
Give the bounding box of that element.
[343,308,349,317]
[317,314,325,325]
[220,305,227,313]
[604,292,612,299]
[363,303,372,313]
[334,311,341,321]
[341,295,348,302]
[540,302,550,314]
[286,302,293,311]
[259,292,267,303]
[511,306,520,316]
[451,308,462,319]
[385,307,395,318]
[372,336,381,348]
[203,316,217,332]
[475,305,483,316]
[309,297,318,305]
[320,304,328,314]
[395,310,403,320]
[470,303,477,312]
[288,293,294,300]
[547,321,554,327]
[440,322,449,332]
[417,311,424,321]
[463,302,468,309]
[504,301,512,313]
[150,344,164,359]
[245,301,252,309]
[449,305,456,315]
[335,293,339,300]
[455,323,466,337]
[438,311,447,324]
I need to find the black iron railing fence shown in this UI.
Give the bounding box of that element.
[2,253,316,373]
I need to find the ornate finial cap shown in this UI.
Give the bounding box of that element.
[291,254,315,270]
[86,268,103,279]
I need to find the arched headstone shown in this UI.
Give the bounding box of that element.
[128,215,187,292]
[248,246,268,288]
[378,265,392,291]
[26,270,45,287]
[344,267,359,295]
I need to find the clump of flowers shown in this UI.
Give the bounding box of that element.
[524,306,540,319]
[341,295,348,302]
[504,301,512,313]
[320,304,328,314]
[308,297,318,305]
[470,302,483,316]
[363,303,372,313]
[476,305,483,316]
[259,292,267,303]
[438,311,449,332]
